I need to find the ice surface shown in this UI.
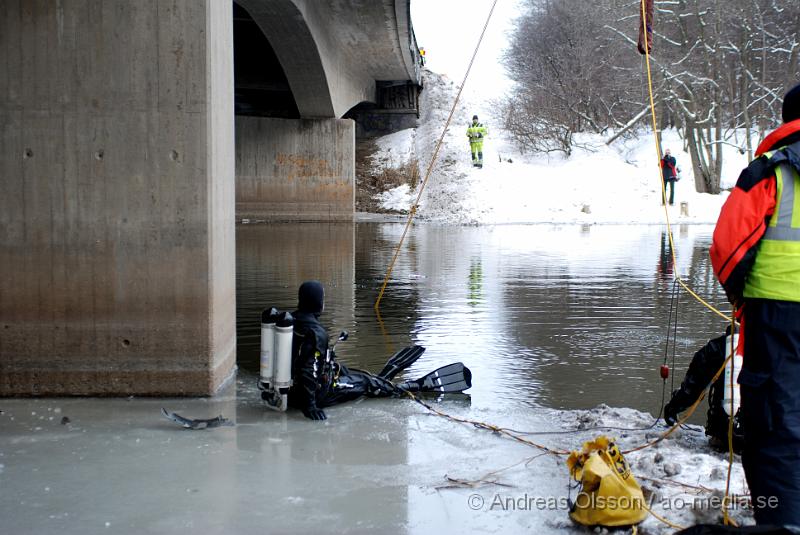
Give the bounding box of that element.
[0,375,752,534]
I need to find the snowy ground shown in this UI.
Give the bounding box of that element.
[373,70,752,226]
[0,373,752,534]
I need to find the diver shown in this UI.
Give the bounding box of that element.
[280,280,472,421]
[663,331,744,453]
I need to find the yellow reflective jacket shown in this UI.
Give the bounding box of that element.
[743,140,800,301]
[466,122,488,144]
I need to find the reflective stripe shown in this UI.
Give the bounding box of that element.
[764,163,800,241]
[776,164,794,228]
[762,227,800,240]
[744,142,800,302]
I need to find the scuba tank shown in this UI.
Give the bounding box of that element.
[722,330,742,417]
[258,308,294,412]
[273,312,294,397]
[259,307,279,391]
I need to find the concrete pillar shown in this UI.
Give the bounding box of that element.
[235,117,354,221]
[0,0,236,395]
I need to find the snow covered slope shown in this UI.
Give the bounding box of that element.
[372,70,751,225]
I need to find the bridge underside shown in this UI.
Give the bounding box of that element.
[235,0,419,119]
[232,0,420,221]
[0,0,419,395]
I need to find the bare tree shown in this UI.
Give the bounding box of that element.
[647,0,799,192]
[502,0,643,155]
[504,0,800,191]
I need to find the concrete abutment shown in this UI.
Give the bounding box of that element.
[235,117,355,222]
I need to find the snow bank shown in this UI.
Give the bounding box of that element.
[555,405,753,532]
[372,70,755,226]
[371,128,416,169]
[405,399,755,532]
[376,183,416,213]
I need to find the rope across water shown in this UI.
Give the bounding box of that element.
[373,0,741,529]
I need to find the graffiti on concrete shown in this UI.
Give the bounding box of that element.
[276,153,338,183]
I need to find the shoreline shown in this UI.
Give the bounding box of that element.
[354,212,720,226]
[235,214,721,227]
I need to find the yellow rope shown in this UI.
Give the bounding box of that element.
[408,341,737,457]
[374,0,499,311]
[644,501,687,530]
[405,391,571,456]
[385,1,742,529]
[401,1,736,459]
[639,1,739,528]
[622,354,733,454]
[639,1,732,325]
[676,279,732,322]
[722,307,738,526]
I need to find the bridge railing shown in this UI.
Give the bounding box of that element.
[401,0,422,84]
[409,24,422,83]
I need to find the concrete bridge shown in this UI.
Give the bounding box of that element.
[233,0,421,221]
[0,0,421,395]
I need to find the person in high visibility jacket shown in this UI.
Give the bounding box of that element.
[466,115,488,168]
[710,82,800,527]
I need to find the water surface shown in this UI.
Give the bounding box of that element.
[236,222,729,415]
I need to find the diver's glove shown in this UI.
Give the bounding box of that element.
[664,393,682,426]
[303,407,327,421]
[664,402,679,426]
[664,387,695,426]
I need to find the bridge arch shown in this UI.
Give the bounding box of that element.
[233,2,300,118]
[235,0,337,118]
[234,0,420,119]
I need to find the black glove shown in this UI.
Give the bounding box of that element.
[477,133,483,138]
[723,285,743,309]
[303,407,327,421]
[664,400,679,426]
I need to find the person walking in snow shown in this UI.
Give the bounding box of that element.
[466,115,488,168]
[660,149,679,205]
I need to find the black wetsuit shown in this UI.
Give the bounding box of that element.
[664,334,744,452]
[288,310,396,420]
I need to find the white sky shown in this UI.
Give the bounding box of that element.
[410,0,522,100]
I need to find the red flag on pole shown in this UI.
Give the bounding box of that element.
[637,0,654,55]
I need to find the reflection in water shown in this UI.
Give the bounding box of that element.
[467,257,483,307]
[658,230,675,280]
[236,223,728,414]
[236,223,356,369]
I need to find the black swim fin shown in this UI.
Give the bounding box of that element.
[397,362,472,394]
[377,345,426,381]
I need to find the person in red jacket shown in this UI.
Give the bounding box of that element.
[710,83,800,527]
[660,149,679,205]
